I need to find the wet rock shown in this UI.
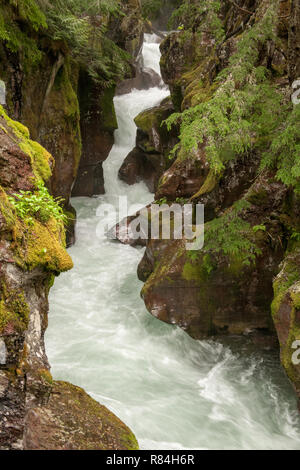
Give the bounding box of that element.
[140,174,288,339]
[155,156,209,200]
[0,108,138,449]
[119,147,165,193]
[72,76,117,197]
[272,247,300,411]
[119,96,178,193]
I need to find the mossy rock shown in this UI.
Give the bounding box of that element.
[24,381,139,450]
[13,217,73,273]
[0,106,53,183]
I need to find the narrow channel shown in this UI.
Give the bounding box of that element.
[46,33,300,451]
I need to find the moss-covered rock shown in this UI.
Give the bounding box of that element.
[72,73,116,197]
[24,381,139,450]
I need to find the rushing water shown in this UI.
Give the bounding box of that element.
[46,34,300,450]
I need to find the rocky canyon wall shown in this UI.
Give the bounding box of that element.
[0,0,141,449]
[118,0,300,409]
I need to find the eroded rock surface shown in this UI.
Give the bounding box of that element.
[0,107,138,450]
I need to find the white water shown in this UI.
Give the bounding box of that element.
[46,34,300,450]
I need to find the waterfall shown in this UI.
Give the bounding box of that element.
[46,33,300,450]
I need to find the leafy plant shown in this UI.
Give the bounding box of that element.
[253,225,267,233]
[203,201,262,266]
[165,2,287,177]
[261,104,300,193]
[141,0,164,19]
[8,181,67,225]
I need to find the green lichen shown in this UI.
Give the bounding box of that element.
[0,284,30,334]
[272,247,300,318]
[38,368,53,385]
[13,217,73,273]
[0,105,53,182]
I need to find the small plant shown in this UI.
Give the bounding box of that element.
[253,224,267,233]
[175,197,188,204]
[155,197,169,206]
[8,181,67,225]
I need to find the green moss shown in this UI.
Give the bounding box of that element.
[277,282,300,387]
[0,2,45,68]
[14,217,73,273]
[0,105,53,182]
[171,84,183,112]
[38,368,53,385]
[99,86,117,131]
[0,186,15,231]
[47,381,139,450]
[272,248,300,318]
[0,285,30,334]
[291,289,300,311]
[191,170,218,200]
[182,262,201,281]
[45,61,82,176]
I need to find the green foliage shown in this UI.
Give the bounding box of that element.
[165,2,287,176]
[38,0,131,85]
[155,197,168,206]
[253,224,266,233]
[168,0,225,43]
[291,231,300,242]
[8,181,67,225]
[141,0,164,19]
[9,0,47,30]
[0,0,132,85]
[141,0,181,21]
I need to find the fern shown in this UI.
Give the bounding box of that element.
[165,1,285,175]
[261,104,300,193]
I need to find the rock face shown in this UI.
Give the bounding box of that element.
[0,0,145,242]
[272,247,300,411]
[0,107,138,450]
[139,172,287,339]
[119,97,179,193]
[115,0,300,408]
[23,381,138,450]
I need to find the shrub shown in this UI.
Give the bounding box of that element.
[8,181,67,225]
